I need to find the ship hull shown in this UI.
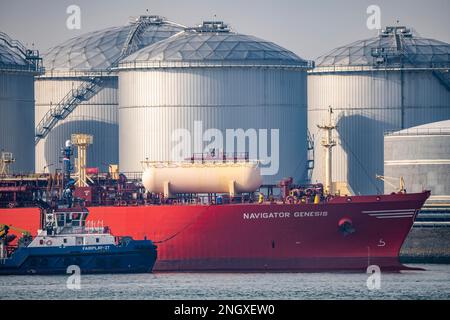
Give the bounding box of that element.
[0,192,429,272]
[0,241,157,275]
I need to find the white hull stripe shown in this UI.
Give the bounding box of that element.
[368,211,415,216]
[376,215,414,219]
[364,209,417,219]
[362,209,416,213]
[385,159,450,166]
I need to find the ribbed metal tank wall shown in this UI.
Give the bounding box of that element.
[119,68,308,183]
[308,71,450,195]
[117,21,311,184]
[0,72,35,173]
[384,121,450,199]
[308,26,450,195]
[34,16,184,173]
[34,77,117,173]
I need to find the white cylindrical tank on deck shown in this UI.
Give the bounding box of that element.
[142,161,262,195]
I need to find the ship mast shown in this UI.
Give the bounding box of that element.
[0,152,15,175]
[71,134,94,187]
[317,106,337,195]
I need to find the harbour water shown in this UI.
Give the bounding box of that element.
[1,264,449,300]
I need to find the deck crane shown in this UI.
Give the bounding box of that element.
[0,224,32,258]
[375,175,406,193]
[0,224,31,239]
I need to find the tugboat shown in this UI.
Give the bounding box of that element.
[0,202,157,275]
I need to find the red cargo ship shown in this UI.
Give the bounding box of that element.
[0,180,430,271]
[0,111,430,271]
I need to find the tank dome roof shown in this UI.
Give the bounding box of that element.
[314,26,450,72]
[43,16,184,73]
[119,21,311,69]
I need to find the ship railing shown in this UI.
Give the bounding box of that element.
[159,193,255,206]
[385,127,450,136]
[187,152,250,162]
[140,152,260,169]
[59,221,109,234]
[85,220,108,234]
[113,171,143,180]
[141,161,260,170]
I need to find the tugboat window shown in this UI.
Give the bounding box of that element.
[63,238,67,243]
[57,214,65,227]
[96,238,99,243]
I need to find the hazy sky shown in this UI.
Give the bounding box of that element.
[0,0,449,60]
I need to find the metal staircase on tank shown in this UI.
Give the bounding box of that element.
[0,31,43,72]
[34,16,183,145]
[0,31,28,57]
[34,77,104,144]
[432,69,450,91]
[395,27,450,92]
[371,27,450,92]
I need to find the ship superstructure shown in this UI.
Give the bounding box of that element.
[0,122,430,271]
[0,203,157,275]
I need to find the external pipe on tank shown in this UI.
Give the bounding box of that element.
[317,106,337,195]
[62,140,72,188]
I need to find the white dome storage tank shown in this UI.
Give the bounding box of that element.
[0,32,43,173]
[308,26,450,195]
[35,16,184,173]
[384,120,450,201]
[117,21,311,184]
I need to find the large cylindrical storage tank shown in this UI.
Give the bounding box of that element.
[118,22,311,184]
[384,120,450,201]
[0,32,42,173]
[35,16,183,173]
[308,26,450,195]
